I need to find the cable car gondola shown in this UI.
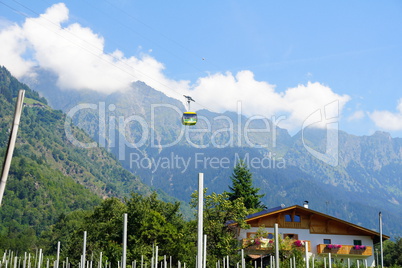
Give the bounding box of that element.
[182,95,197,126]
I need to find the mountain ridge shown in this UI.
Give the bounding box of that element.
[21,67,402,238]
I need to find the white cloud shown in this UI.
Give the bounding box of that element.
[0,3,188,94]
[369,98,402,130]
[181,72,350,131]
[347,110,365,121]
[0,22,36,78]
[0,3,351,132]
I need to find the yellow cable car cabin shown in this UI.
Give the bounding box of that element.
[182,111,197,126]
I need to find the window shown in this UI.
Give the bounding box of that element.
[283,233,298,240]
[284,214,301,222]
[353,240,362,245]
[323,239,331,244]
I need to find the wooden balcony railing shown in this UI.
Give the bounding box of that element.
[316,244,372,256]
[282,222,303,229]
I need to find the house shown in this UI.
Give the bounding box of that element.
[237,203,389,266]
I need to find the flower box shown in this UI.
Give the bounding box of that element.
[326,244,342,250]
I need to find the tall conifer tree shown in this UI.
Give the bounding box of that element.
[227,160,265,210]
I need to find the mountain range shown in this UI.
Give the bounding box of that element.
[18,67,402,239]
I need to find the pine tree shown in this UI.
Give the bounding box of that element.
[227,160,265,210]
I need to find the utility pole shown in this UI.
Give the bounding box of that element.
[0,89,25,206]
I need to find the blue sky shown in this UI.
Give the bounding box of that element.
[1,0,402,136]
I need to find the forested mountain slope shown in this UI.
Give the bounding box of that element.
[0,66,158,250]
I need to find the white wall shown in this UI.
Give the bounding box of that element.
[240,226,376,266]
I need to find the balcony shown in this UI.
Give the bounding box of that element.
[242,239,311,255]
[316,244,372,256]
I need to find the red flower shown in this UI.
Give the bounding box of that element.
[293,240,304,247]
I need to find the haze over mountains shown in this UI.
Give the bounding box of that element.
[18,68,402,238]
